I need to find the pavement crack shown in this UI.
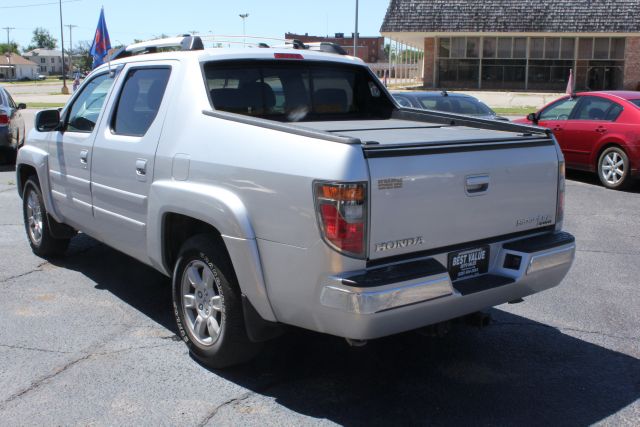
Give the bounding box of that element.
[0,343,70,354]
[197,392,254,427]
[0,353,92,408]
[494,321,639,342]
[576,248,640,256]
[0,260,48,285]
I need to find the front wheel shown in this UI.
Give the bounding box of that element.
[22,177,70,256]
[172,234,261,369]
[598,147,632,190]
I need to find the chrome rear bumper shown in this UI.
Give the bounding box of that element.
[320,231,575,317]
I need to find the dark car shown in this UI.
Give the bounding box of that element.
[391,91,508,121]
[0,86,26,161]
[514,91,640,190]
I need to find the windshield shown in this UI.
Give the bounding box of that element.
[417,96,494,116]
[203,60,394,122]
[630,99,640,108]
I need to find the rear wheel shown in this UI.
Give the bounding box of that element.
[598,147,631,190]
[22,177,70,256]
[172,234,261,368]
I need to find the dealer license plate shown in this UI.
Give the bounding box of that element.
[447,245,490,281]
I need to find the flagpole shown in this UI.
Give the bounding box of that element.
[58,0,69,94]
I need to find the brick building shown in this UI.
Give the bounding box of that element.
[285,32,386,63]
[380,0,640,91]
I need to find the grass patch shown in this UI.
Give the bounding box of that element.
[26,102,66,109]
[3,79,58,85]
[492,106,538,115]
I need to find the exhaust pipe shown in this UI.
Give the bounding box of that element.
[465,311,492,328]
[416,320,452,337]
[345,338,367,347]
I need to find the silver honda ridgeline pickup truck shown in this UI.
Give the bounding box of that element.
[16,36,575,368]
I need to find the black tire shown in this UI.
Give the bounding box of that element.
[598,146,632,190]
[172,234,261,369]
[22,177,70,257]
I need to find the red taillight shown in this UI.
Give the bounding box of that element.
[0,114,9,126]
[315,182,367,258]
[274,53,304,60]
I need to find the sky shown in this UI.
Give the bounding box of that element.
[1,0,391,51]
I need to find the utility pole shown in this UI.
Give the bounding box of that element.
[58,0,68,94]
[65,24,77,70]
[353,0,359,58]
[239,13,249,48]
[2,27,15,48]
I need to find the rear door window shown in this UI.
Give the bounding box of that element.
[203,60,394,122]
[574,96,622,121]
[111,67,171,136]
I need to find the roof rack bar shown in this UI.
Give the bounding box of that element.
[109,33,349,62]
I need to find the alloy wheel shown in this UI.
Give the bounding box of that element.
[26,190,43,246]
[180,260,223,346]
[601,151,625,186]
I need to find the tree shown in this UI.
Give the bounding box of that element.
[0,42,19,54]
[27,27,57,51]
[74,40,93,72]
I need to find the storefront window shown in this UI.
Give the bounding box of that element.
[560,38,575,59]
[481,59,526,89]
[451,37,466,58]
[594,38,609,59]
[466,37,479,58]
[513,38,527,58]
[497,38,512,58]
[545,38,560,59]
[439,38,450,58]
[438,59,480,87]
[483,38,496,58]
[578,38,593,59]
[611,38,626,60]
[530,38,544,59]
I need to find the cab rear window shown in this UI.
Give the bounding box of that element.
[202,60,393,122]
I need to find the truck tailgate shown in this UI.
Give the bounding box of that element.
[301,120,559,260]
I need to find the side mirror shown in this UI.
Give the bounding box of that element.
[527,112,539,123]
[17,103,27,110]
[35,109,61,132]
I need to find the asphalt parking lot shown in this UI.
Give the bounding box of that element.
[0,112,638,425]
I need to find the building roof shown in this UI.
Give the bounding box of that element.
[381,0,640,33]
[23,48,66,57]
[2,53,39,66]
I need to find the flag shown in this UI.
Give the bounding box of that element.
[566,69,574,95]
[89,8,111,69]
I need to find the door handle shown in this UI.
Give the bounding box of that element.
[595,127,607,133]
[135,159,147,176]
[80,149,88,165]
[465,174,490,195]
[553,127,563,132]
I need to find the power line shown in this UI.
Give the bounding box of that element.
[0,0,81,9]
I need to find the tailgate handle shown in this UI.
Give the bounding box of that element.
[465,175,490,195]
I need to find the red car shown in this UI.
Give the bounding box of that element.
[516,91,640,190]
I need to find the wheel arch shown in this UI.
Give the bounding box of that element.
[15,145,64,223]
[147,180,277,322]
[593,140,629,172]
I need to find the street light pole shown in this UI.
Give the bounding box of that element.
[353,0,359,58]
[58,0,69,94]
[65,24,77,71]
[239,13,249,48]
